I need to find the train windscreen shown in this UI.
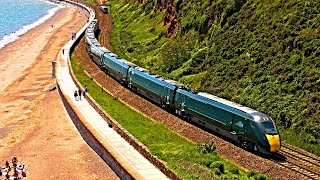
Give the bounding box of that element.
[261,121,278,135]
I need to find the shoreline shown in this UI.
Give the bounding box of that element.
[0,2,119,179]
[0,1,62,49]
[0,7,68,92]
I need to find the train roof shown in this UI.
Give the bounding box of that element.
[134,67,150,73]
[86,33,95,39]
[92,41,100,46]
[130,68,176,89]
[176,89,253,120]
[117,58,137,67]
[197,92,257,115]
[100,47,110,53]
[164,79,186,88]
[149,73,164,80]
[130,68,187,89]
[108,52,118,57]
[91,19,98,24]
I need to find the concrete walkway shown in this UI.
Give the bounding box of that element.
[55,1,169,180]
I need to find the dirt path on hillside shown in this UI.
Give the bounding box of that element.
[0,6,118,180]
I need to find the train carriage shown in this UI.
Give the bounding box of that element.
[174,89,281,153]
[128,68,177,109]
[103,54,131,84]
[86,41,108,68]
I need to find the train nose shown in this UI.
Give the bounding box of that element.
[266,134,281,152]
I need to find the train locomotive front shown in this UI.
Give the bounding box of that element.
[249,113,281,153]
[174,90,281,154]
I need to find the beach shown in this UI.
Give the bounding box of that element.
[0,4,118,180]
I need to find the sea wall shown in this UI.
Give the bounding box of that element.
[57,0,179,179]
[56,1,134,179]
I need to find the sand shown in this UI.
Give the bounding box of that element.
[0,4,118,180]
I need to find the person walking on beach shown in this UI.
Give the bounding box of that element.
[78,88,82,100]
[74,90,78,100]
[5,172,9,180]
[12,157,17,167]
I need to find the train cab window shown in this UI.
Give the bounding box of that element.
[261,121,278,135]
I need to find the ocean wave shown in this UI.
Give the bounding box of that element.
[0,5,62,49]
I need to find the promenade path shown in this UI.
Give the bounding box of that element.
[55,1,170,179]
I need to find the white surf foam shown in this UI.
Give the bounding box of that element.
[0,5,62,49]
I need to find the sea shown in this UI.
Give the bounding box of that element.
[0,0,60,49]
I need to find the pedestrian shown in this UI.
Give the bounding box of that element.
[5,161,10,171]
[12,157,17,167]
[13,168,18,178]
[74,90,78,100]
[22,170,26,177]
[21,164,27,177]
[5,173,9,180]
[83,86,88,98]
[78,88,82,100]
[72,32,76,40]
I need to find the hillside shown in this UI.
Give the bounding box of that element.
[108,0,320,155]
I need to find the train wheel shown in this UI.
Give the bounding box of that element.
[184,114,191,122]
[252,144,258,152]
[162,103,167,110]
[241,141,248,149]
[133,87,137,92]
[238,138,248,149]
[248,142,258,152]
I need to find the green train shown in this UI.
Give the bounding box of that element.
[174,89,281,153]
[85,19,281,154]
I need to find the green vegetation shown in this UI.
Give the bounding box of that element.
[80,0,96,5]
[108,0,320,155]
[70,47,269,179]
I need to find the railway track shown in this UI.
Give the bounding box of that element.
[282,145,320,167]
[270,145,320,180]
[72,4,318,179]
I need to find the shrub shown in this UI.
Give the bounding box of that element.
[197,141,216,154]
[229,167,240,175]
[210,161,225,174]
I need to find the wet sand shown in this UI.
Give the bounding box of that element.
[0,4,118,180]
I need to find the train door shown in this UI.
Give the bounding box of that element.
[165,88,170,104]
[175,93,185,117]
[231,115,247,138]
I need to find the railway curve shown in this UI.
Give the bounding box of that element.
[71,1,320,179]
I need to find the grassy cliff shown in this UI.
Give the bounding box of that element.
[108,0,320,155]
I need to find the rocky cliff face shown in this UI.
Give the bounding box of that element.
[163,3,178,37]
[136,0,179,38]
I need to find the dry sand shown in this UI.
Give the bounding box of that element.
[0,5,118,180]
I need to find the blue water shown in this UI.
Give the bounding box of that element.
[0,0,60,49]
